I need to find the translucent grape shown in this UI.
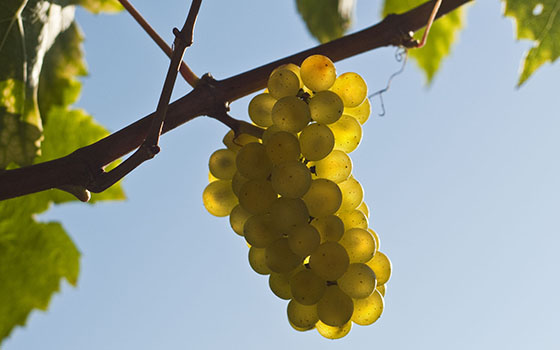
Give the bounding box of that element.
[238,179,276,215]
[330,115,362,153]
[261,124,283,144]
[269,197,309,233]
[268,68,301,99]
[299,123,334,161]
[208,171,219,183]
[338,176,364,212]
[317,285,353,327]
[308,90,344,124]
[287,300,319,330]
[271,96,311,133]
[290,269,326,305]
[357,201,369,218]
[248,93,276,127]
[368,228,380,251]
[287,223,321,257]
[302,179,342,218]
[223,130,259,152]
[311,215,345,242]
[337,263,376,299]
[265,131,301,165]
[231,171,249,197]
[249,246,272,275]
[209,148,237,180]
[269,272,293,300]
[316,320,352,339]
[272,63,303,88]
[265,238,303,273]
[312,150,352,183]
[300,55,337,92]
[229,204,252,236]
[339,228,376,263]
[351,289,384,326]
[376,284,386,297]
[309,242,349,281]
[271,161,311,198]
[236,143,272,180]
[330,72,368,107]
[243,214,282,248]
[337,209,368,230]
[344,97,371,124]
[366,251,392,285]
[202,180,238,217]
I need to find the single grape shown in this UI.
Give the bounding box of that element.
[330,72,368,107]
[237,179,277,215]
[261,124,283,144]
[337,209,368,230]
[290,269,326,305]
[339,228,376,263]
[265,131,301,165]
[312,150,352,183]
[300,55,337,92]
[231,171,249,197]
[309,241,349,281]
[351,289,384,326]
[357,201,370,218]
[209,148,237,180]
[337,263,376,299]
[223,130,259,151]
[272,63,303,88]
[202,180,238,217]
[366,251,392,285]
[243,214,282,248]
[302,179,342,218]
[376,283,386,297]
[236,142,272,180]
[315,320,352,339]
[368,228,380,251]
[268,68,301,99]
[329,115,362,153]
[317,285,354,327]
[287,300,319,331]
[287,223,321,257]
[311,215,345,242]
[299,123,334,161]
[265,238,303,273]
[269,272,293,300]
[269,197,310,233]
[248,93,276,127]
[338,176,364,212]
[248,246,273,275]
[344,97,371,124]
[271,96,311,133]
[308,90,344,124]
[271,161,311,198]
[229,204,252,236]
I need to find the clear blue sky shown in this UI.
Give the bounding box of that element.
[5,0,560,349]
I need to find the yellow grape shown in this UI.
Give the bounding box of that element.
[366,251,392,285]
[344,97,371,124]
[376,284,386,297]
[209,148,237,180]
[330,115,362,153]
[202,180,238,217]
[351,289,384,326]
[287,223,321,257]
[290,269,326,305]
[308,90,344,124]
[337,209,368,230]
[338,176,364,212]
[208,171,219,183]
[300,55,337,92]
[271,96,311,133]
[357,201,369,218]
[312,150,352,183]
[299,123,335,161]
[238,179,277,215]
[268,68,301,99]
[309,241,349,281]
[229,204,252,236]
[368,228,380,251]
[248,93,276,127]
[248,246,272,275]
[269,197,310,232]
[316,320,352,339]
[339,228,376,263]
[265,131,301,165]
[265,238,303,273]
[236,143,272,180]
[243,214,282,248]
[287,300,319,331]
[271,161,311,199]
[223,130,259,152]
[317,285,354,327]
[337,263,376,299]
[272,63,303,88]
[311,215,345,242]
[330,72,368,107]
[302,179,342,218]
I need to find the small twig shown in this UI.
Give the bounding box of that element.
[416,0,442,48]
[118,0,199,86]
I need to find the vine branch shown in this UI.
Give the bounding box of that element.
[0,0,472,201]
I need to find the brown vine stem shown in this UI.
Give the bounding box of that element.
[0,0,472,201]
[117,0,199,86]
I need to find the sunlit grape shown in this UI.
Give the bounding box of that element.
[300,55,337,92]
[249,93,276,127]
[202,180,238,217]
[351,289,384,326]
[330,72,368,107]
[317,285,353,327]
[271,96,311,133]
[366,251,392,285]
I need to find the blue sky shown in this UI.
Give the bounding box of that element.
[5,0,560,349]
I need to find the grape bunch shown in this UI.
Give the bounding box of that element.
[202,55,392,339]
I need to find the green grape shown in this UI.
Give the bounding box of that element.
[269,272,293,300]
[209,148,237,180]
[265,238,303,273]
[357,201,369,219]
[272,63,303,88]
[330,72,368,108]
[248,93,276,127]
[223,130,259,151]
[243,214,282,248]
[299,123,335,161]
[271,161,311,199]
[308,90,344,124]
[268,68,301,99]
[311,215,345,242]
[337,263,376,299]
[368,228,380,251]
[238,179,277,215]
[231,171,249,197]
[309,241,349,281]
[236,142,272,180]
[202,180,238,217]
[338,176,363,212]
[317,285,354,327]
[316,320,352,339]
[366,251,392,285]
[287,300,319,330]
[290,269,326,305]
[339,228,376,263]
[376,283,386,297]
[312,150,352,183]
[271,96,311,133]
[265,131,301,165]
[248,247,273,275]
[269,197,310,233]
[330,115,362,153]
[302,179,342,218]
[261,124,283,144]
[351,289,384,326]
[288,223,321,257]
[337,209,368,230]
[300,55,337,92]
[344,97,371,125]
[229,204,252,236]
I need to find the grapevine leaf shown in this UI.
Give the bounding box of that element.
[66,0,123,14]
[503,0,560,86]
[382,0,467,83]
[296,0,355,43]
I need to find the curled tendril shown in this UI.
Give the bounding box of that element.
[368,47,408,117]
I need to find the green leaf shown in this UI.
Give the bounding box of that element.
[296,0,355,43]
[504,0,560,86]
[382,0,467,83]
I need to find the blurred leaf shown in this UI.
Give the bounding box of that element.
[383,0,466,83]
[504,0,560,86]
[297,0,355,43]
